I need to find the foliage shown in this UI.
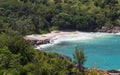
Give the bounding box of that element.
[0,0,120,35]
[85,67,108,75]
[73,47,86,65]
[73,47,86,72]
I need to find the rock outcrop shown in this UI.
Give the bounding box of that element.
[59,55,72,61]
[28,39,50,46]
[97,26,120,33]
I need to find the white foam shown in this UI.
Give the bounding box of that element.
[36,33,115,49]
[35,43,54,49]
[115,32,120,35]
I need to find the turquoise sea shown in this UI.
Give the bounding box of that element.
[40,33,120,70]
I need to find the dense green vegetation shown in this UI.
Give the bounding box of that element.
[0,0,120,35]
[0,33,81,75]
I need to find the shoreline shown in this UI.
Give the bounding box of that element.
[24,30,87,46]
[24,30,86,41]
[24,30,120,47]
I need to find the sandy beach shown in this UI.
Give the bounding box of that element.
[24,30,85,41]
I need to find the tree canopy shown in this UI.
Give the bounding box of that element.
[0,0,119,35]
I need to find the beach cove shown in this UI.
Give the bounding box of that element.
[25,31,120,70]
[24,30,86,47]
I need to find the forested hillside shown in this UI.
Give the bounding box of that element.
[0,0,119,75]
[0,0,120,35]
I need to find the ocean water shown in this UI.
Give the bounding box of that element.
[39,33,120,70]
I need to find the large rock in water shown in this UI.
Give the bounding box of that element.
[107,70,120,75]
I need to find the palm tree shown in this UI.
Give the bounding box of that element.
[73,47,86,72]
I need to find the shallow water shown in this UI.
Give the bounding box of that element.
[40,33,120,70]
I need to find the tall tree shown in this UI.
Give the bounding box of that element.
[73,47,86,71]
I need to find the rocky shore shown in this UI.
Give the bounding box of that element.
[27,39,50,46]
[24,30,84,46]
[97,26,120,33]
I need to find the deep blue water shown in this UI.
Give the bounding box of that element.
[44,33,120,70]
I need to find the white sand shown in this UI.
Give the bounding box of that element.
[24,30,86,41]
